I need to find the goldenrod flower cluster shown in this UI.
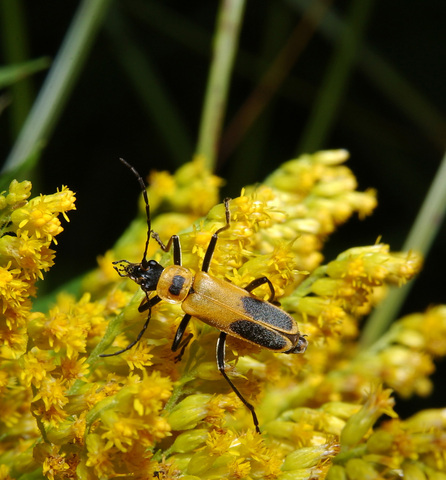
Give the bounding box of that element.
[0,180,75,362]
[1,151,445,480]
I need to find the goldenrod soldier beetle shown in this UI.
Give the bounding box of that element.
[101,158,308,433]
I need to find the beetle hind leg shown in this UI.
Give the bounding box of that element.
[216,332,261,434]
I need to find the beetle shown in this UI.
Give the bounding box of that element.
[101,158,308,433]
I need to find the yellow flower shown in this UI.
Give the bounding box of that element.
[10,186,75,243]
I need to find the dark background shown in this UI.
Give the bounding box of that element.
[1,0,445,416]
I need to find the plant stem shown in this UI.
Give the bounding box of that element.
[2,0,112,174]
[361,151,446,347]
[196,0,246,172]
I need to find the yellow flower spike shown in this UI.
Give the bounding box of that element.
[340,385,397,449]
[4,153,446,479]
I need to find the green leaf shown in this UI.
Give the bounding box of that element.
[0,57,50,88]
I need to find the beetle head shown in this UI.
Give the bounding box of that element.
[285,334,308,354]
[113,259,164,291]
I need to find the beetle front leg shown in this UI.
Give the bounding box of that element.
[216,331,261,434]
[151,233,182,266]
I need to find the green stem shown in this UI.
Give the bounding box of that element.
[30,385,50,444]
[196,0,246,171]
[2,0,112,174]
[361,151,446,347]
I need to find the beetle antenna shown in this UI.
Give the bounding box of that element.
[119,158,151,268]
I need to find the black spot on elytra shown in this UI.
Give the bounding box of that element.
[230,320,287,350]
[241,296,294,331]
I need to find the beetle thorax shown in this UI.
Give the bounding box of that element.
[157,264,194,304]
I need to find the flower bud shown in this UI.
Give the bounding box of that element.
[168,394,212,430]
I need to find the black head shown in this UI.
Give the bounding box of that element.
[113,259,164,292]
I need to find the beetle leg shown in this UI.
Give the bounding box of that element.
[201,198,231,272]
[100,294,162,357]
[139,294,161,313]
[244,276,277,304]
[171,313,194,362]
[216,331,261,434]
[151,233,182,266]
